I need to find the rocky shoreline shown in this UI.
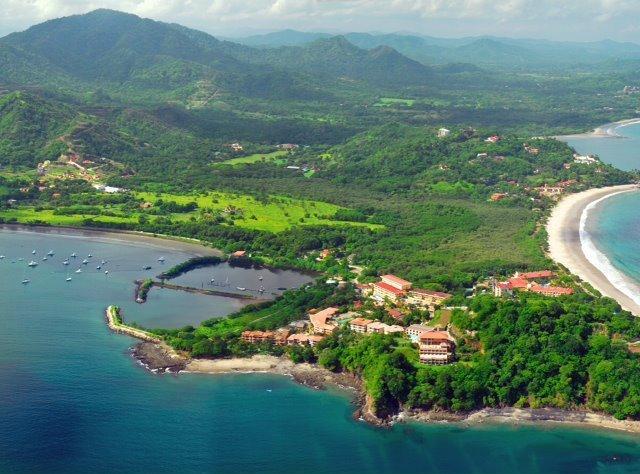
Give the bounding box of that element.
[131,342,187,373]
[128,343,640,434]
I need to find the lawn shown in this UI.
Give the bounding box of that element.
[0,208,139,226]
[374,97,415,107]
[135,191,384,233]
[213,150,288,167]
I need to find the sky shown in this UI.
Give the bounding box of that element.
[1,0,640,42]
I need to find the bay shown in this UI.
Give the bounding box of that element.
[2,227,640,473]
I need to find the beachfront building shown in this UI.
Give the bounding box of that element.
[241,331,275,344]
[286,334,325,347]
[419,331,456,365]
[494,270,572,298]
[528,285,574,297]
[574,154,598,165]
[406,289,452,311]
[309,307,340,335]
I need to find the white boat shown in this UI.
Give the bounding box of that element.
[21,279,30,285]
[96,266,101,270]
[42,257,48,261]
[31,250,36,255]
[47,251,54,256]
[158,256,165,262]
[75,269,82,274]
[104,270,109,274]
[0,255,5,259]
[63,260,70,266]
[66,277,72,282]
[236,287,246,291]
[28,261,38,267]
[101,260,107,265]
[87,254,93,258]
[71,253,77,258]
[82,259,89,265]
[258,275,263,281]
[18,258,24,261]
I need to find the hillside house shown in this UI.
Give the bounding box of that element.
[406,288,452,311]
[309,307,340,334]
[350,318,373,333]
[437,128,451,138]
[406,324,436,343]
[419,331,456,365]
[287,333,324,347]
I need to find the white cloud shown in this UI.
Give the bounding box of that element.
[0,0,639,41]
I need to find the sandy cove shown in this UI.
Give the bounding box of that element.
[547,184,640,315]
[0,224,222,257]
[557,118,640,139]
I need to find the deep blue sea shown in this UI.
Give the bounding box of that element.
[3,227,640,472]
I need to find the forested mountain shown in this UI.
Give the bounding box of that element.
[236,37,432,87]
[0,9,431,98]
[235,30,640,70]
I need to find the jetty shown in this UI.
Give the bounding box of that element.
[105,305,162,343]
[151,281,264,300]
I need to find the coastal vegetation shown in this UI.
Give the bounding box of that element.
[158,256,223,280]
[5,8,640,430]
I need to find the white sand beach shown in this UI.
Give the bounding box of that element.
[557,118,640,139]
[547,184,640,315]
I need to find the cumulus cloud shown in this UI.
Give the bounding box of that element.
[0,0,639,40]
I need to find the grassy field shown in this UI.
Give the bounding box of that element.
[136,191,383,232]
[374,97,415,107]
[0,208,139,226]
[0,190,383,233]
[213,151,288,167]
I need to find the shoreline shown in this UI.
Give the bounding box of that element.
[132,343,640,434]
[556,117,640,139]
[0,223,223,258]
[547,184,640,315]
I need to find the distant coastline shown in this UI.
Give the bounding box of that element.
[556,118,640,140]
[547,184,640,315]
[0,223,222,258]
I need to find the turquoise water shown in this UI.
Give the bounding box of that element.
[3,228,640,473]
[563,121,640,171]
[564,122,640,305]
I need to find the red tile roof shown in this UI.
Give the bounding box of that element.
[420,331,455,343]
[410,288,452,300]
[508,277,529,289]
[374,281,405,295]
[519,271,555,280]
[387,309,403,321]
[529,285,574,296]
[380,274,412,288]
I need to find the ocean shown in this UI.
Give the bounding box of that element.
[563,121,640,309]
[2,228,640,473]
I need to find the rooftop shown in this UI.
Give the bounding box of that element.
[374,281,405,295]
